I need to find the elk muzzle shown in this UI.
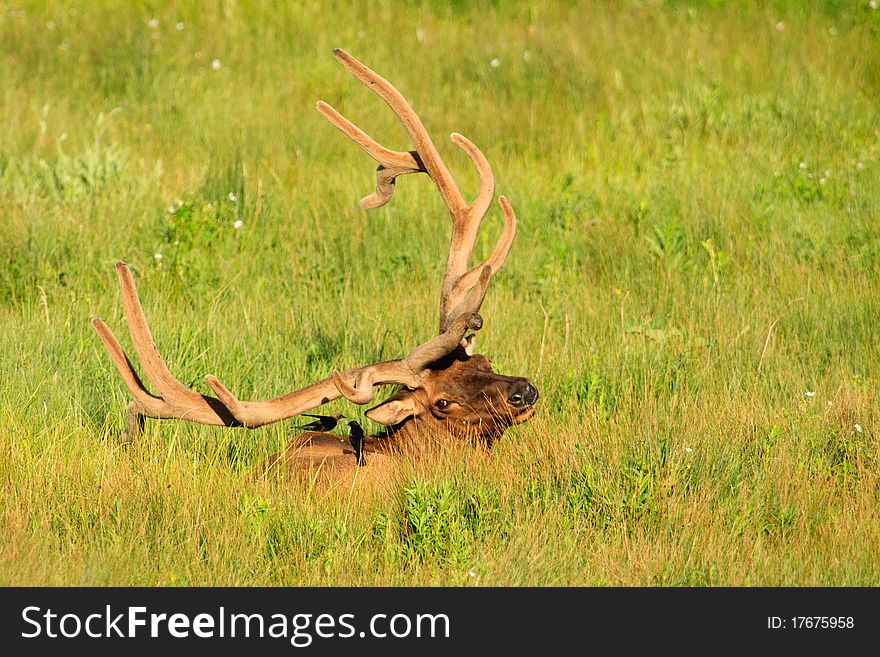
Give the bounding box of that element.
[507,379,539,409]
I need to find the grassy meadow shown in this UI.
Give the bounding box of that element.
[1,0,879,585]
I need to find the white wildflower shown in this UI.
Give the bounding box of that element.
[233,220,243,230]
[228,191,237,202]
[854,423,863,433]
[684,447,693,453]
[804,391,816,397]
[148,18,159,29]
[871,0,878,10]
[175,22,184,31]
[799,161,807,170]
[856,161,864,169]
[211,59,222,70]
[168,205,176,213]
[490,58,501,68]
[775,21,785,31]
[819,178,827,185]
[828,27,837,35]
[523,50,533,62]
[416,28,425,43]
[153,253,163,261]
[468,568,476,578]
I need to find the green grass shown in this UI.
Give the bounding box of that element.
[2,0,879,585]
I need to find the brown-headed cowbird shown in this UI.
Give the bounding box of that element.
[348,420,366,467]
[294,413,345,432]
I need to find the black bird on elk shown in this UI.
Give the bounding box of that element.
[348,420,366,467]
[293,413,345,432]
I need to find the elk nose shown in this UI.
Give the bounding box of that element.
[508,381,539,408]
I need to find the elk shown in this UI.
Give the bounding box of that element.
[92,49,538,473]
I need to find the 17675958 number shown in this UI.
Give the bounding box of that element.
[768,617,854,630]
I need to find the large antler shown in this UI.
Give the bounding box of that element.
[94,262,485,433]
[317,48,517,335]
[93,49,514,436]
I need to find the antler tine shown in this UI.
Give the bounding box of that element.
[115,263,191,406]
[450,132,495,224]
[442,196,517,332]
[326,47,468,215]
[92,317,174,419]
[318,49,515,334]
[115,263,230,417]
[400,310,484,370]
[315,101,425,210]
[92,263,240,428]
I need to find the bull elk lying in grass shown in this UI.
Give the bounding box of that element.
[92,49,538,475]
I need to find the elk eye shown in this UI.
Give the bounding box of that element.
[435,399,450,410]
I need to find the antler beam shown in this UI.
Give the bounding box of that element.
[317,48,517,334]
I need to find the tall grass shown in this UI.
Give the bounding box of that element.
[1,0,878,585]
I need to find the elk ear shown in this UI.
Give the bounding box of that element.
[366,390,419,426]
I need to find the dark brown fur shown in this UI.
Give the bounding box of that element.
[267,352,538,477]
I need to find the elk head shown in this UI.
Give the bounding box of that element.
[366,354,538,444]
[92,49,538,453]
